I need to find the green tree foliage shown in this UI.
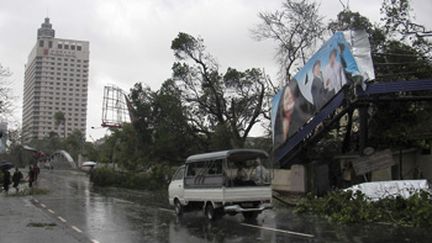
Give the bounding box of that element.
[150,79,203,162]
[29,132,64,156]
[171,32,273,148]
[90,165,173,191]
[63,129,85,161]
[127,80,202,166]
[106,123,142,170]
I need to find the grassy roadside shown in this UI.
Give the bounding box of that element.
[7,187,50,196]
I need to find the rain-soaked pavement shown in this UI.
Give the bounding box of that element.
[28,170,432,243]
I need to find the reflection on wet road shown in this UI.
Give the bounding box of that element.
[32,170,432,243]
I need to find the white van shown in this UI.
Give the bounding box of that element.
[168,149,272,220]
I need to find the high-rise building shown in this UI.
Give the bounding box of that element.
[22,18,89,141]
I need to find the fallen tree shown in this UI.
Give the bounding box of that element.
[295,189,432,227]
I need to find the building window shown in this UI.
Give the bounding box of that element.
[58,44,62,49]
[71,45,75,50]
[48,41,53,48]
[64,44,69,50]
[77,46,82,51]
[39,40,44,47]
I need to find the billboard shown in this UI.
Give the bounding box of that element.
[272,30,374,149]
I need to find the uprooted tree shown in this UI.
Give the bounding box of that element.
[171,32,275,149]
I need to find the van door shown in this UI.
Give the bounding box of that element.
[169,167,185,204]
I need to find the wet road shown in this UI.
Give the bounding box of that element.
[31,170,432,243]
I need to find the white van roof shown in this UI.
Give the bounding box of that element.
[186,149,269,163]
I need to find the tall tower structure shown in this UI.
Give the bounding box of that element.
[22,18,89,141]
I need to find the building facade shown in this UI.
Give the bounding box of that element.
[22,18,89,141]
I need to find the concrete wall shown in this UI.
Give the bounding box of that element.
[416,153,432,180]
[274,150,432,194]
[272,165,307,193]
[372,150,432,182]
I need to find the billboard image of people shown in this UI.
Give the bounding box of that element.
[272,31,374,149]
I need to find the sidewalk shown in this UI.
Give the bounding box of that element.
[0,192,81,243]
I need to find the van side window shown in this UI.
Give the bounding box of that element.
[207,160,222,175]
[173,168,185,181]
[187,162,207,176]
[186,164,195,177]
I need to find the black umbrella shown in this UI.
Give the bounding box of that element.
[0,161,14,171]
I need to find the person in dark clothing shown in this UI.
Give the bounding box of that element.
[2,169,11,193]
[33,164,40,182]
[12,168,23,192]
[311,60,334,110]
[27,165,35,188]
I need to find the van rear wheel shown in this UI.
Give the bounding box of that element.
[242,211,259,221]
[174,199,183,216]
[205,203,220,221]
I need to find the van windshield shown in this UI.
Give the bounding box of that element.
[226,158,271,187]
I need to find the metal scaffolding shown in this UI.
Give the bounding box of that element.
[101,85,130,128]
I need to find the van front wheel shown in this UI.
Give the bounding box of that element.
[174,200,183,216]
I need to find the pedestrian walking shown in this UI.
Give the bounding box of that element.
[33,164,40,182]
[26,165,35,189]
[2,169,11,194]
[12,167,23,192]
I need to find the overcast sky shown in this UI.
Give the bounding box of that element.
[1,0,431,141]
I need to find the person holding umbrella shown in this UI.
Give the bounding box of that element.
[2,169,11,194]
[0,161,14,194]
